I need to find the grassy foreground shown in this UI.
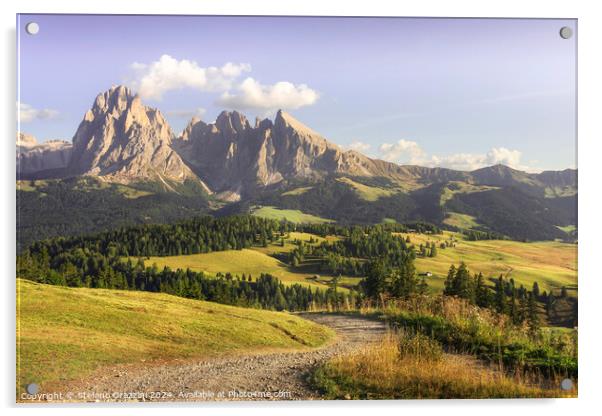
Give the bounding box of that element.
[312,296,577,399]
[312,331,568,399]
[16,279,334,391]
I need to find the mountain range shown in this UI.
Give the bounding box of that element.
[17,86,577,244]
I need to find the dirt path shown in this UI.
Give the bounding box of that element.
[63,313,386,402]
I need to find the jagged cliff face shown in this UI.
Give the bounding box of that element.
[175,109,383,198]
[18,85,577,200]
[17,133,72,175]
[68,86,196,184]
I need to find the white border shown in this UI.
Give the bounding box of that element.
[2,1,601,415]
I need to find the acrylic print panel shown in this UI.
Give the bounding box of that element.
[16,14,577,402]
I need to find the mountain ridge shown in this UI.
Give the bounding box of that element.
[18,85,577,196]
[17,86,577,242]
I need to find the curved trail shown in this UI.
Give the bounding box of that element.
[68,313,386,401]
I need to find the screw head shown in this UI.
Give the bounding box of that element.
[25,22,39,35]
[26,383,39,395]
[560,378,573,391]
[559,26,573,39]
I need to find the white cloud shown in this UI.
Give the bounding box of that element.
[429,148,527,171]
[379,139,426,164]
[18,102,59,123]
[485,147,522,167]
[347,141,372,153]
[377,139,537,172]
[165,107,207,119]
[217,77,319,111]
[129,55,251,100]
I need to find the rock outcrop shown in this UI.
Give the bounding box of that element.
[17,133,72,175]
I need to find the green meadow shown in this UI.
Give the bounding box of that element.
[16,279,334,391]
[402,231,577,293]
[251,205,334,224]
[139,227,576,296]
[142,248,350,291]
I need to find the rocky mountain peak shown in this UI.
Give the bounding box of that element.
[68,85,197,185]
[274,110,320,137]
[215,110,251,135]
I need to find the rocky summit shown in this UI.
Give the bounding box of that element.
[67,85,199,186]
[17,85,577,200]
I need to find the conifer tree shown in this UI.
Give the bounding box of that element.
[527,292,541,332]
[362,259,389,299]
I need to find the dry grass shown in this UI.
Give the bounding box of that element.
[314,331,574,399]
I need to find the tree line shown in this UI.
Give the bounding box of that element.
[443,262,550,331]
[17,250,357,311]
[285,227,417,277]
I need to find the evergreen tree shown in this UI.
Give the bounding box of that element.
[494,276,507,314]
[532,281,540,299]
[362,259,389,299]
[527,292,541,332]
[474,272,490,307]
[444,264,457,295]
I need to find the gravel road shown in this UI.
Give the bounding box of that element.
[56,313,386,402]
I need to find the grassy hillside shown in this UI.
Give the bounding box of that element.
[251,205,334,224]
[442,212,481,229]
[335,177,395,201]
[16,279,334,391]
[281,186,313,196]
[17,177,210,250]
[402,231,577,293]
[143,229,576,296]
[142,248,350,291]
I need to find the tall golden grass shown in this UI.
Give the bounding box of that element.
[314,330,575,399]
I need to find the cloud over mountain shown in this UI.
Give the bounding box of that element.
[217,78,319,112]
[379,139,426,164]
[129,55,251,100]
[378,139,535,172]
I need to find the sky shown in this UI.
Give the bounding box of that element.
[17,14,576,172]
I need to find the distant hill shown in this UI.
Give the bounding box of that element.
[17,86,577,244]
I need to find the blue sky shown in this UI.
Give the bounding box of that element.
[17,15,576,172]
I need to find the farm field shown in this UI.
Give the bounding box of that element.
[16,279,334,392]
